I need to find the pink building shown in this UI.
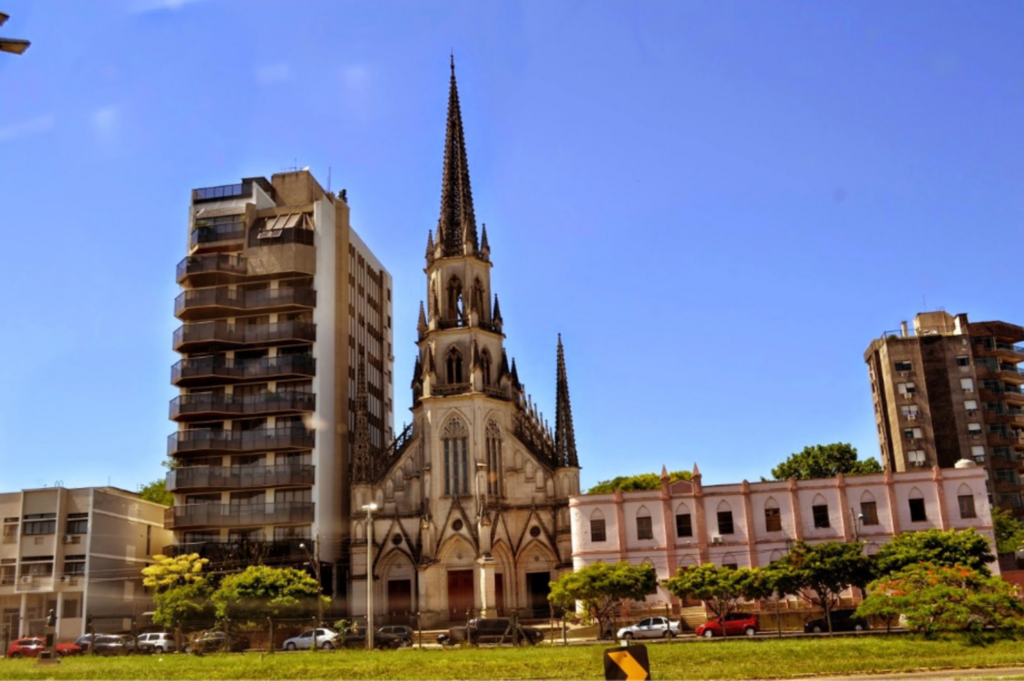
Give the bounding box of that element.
[570,463,996,606]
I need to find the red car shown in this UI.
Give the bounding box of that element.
[694,613,759,638]
[5,637,82,658]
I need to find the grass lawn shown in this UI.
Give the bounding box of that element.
[2,635,1024,680]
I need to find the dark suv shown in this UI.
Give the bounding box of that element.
[438,618,544,646]
[803,610,869,634]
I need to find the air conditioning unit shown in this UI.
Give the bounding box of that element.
[20,575,33,584]
[899,371,909,378]
[711,536,723,544]
[60,575,70,583]
[62,535,73,544]
[907,414,917,420]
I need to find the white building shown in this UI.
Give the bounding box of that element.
[570,463,996,606]
[0,486,172,644]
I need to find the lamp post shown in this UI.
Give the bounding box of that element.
[299,535,322,653]
[362,502,378,651]
[474,462,488,618]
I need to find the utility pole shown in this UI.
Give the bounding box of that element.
[362,503,378,651]
[299,536,323,652]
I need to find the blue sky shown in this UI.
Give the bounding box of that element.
[1,0,1023,494]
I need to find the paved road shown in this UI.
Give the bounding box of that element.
[806,667,1024,680]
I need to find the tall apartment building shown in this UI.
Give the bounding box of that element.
[0,486,171,644]
[167,171,393,599]
[865,311,1024,516]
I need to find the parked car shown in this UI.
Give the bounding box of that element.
[377,625,414,647]
[282,628,340,651]
[803,610,869,634]
[616,616,681,640]
[183,631,249,654]
[72,634,128,656]
[694,613,759,638]
[437,618,545,646]
[340,629,403,650]
[136,632,177,654]
[118,635,139,655]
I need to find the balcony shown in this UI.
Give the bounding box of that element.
[161,538,311,564]
[170,391,315,421]
[175,285,317,321]
[173,321,316,352]
[192,182,251,203]
[172,354,316,387]
[167,426,315,456]
[167,463,314,492]
[189,221,246,251]
[176,253,247,285]
[164,501,314,530]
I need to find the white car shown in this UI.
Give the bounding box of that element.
[616,616,681,640]
[282,628,339,651]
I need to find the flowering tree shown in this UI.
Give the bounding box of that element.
[855,563,1024,635]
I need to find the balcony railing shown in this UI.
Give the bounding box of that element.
[192,182,250,202]
[161,538,311,563]
[164,501,314,529]
[170,392,315,419]
[189,221,246,249]
[173,321,317,351]
[175,286,317,319]
[176,253,247,283]
[432,383,471,397]
[167,463,314,491]
[171,354,316,386]
[167,426,315,455]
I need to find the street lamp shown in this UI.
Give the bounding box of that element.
[0,12,31,55]
[299,536,322,653]
[474,462,488,618]
[362,502,378,651]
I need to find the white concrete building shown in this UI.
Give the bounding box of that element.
[570,463,996,606]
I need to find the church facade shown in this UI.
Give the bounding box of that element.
[346,61,581,628]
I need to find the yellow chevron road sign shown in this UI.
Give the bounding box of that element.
[604,644,650,680]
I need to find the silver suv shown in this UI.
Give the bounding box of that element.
[136,632,176,654]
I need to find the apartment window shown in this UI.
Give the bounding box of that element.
[958,495,977,519]
[895,361,913,372]
[764,507,782,532]
[1,521,17,544]
[63,555,86,576]
[908,450,927,466]
[273,525,311,541]
[22,514,56,536]
[0,560,14,586]
[897,382,917,395]
[62,598,80,618]
[675,513,693,538]
[274,488,311,504]
[971,445,986,462]
[901,405,919,420]
[591,518,607,543]
[908,498,927,522]
[961,378,975,393]
[964,400,978,412]
[229,491,265,507]
[636,515,654,541]
[21,558,54,577]
[968,423,982,434]
[860,501,879,526]
[957,356,971,367]
[995,469,1020,484]
[904,428,923,440]
[812,505,830,528]
[717,511,734,535]
[65,513,88,536]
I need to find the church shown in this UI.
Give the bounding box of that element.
[346,60,582,628]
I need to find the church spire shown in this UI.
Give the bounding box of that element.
[352,356,372,484]
[437,56,478,257]
[554,334,578,468]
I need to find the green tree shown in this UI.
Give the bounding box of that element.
[587,470,691,495]
[547,561,657,637]
[212,565,325,623]
[769,443,882,481]
[767,541,874,634]
[873,528,995,577]
[992,507,1024,556]
[138,478,174,507]
[856,563,1024,635]
[141,554,214,630]
[664,564,761,624]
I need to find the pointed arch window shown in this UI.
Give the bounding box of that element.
[481,348,492,386]
[590,509,606,543]
[485,420,502,496]
[442,417,469,496]
[764,497,782,533]
[472,277,485,318]
[957,484,977,519]
[446,347,464,384]
[447,276,463,321]
[636,506,654,541]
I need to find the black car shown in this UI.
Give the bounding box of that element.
[377,625,414,647]
[183,631,250,654]
[340,629,403,650]
[438,618,544,646]
[803,610,869,634]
